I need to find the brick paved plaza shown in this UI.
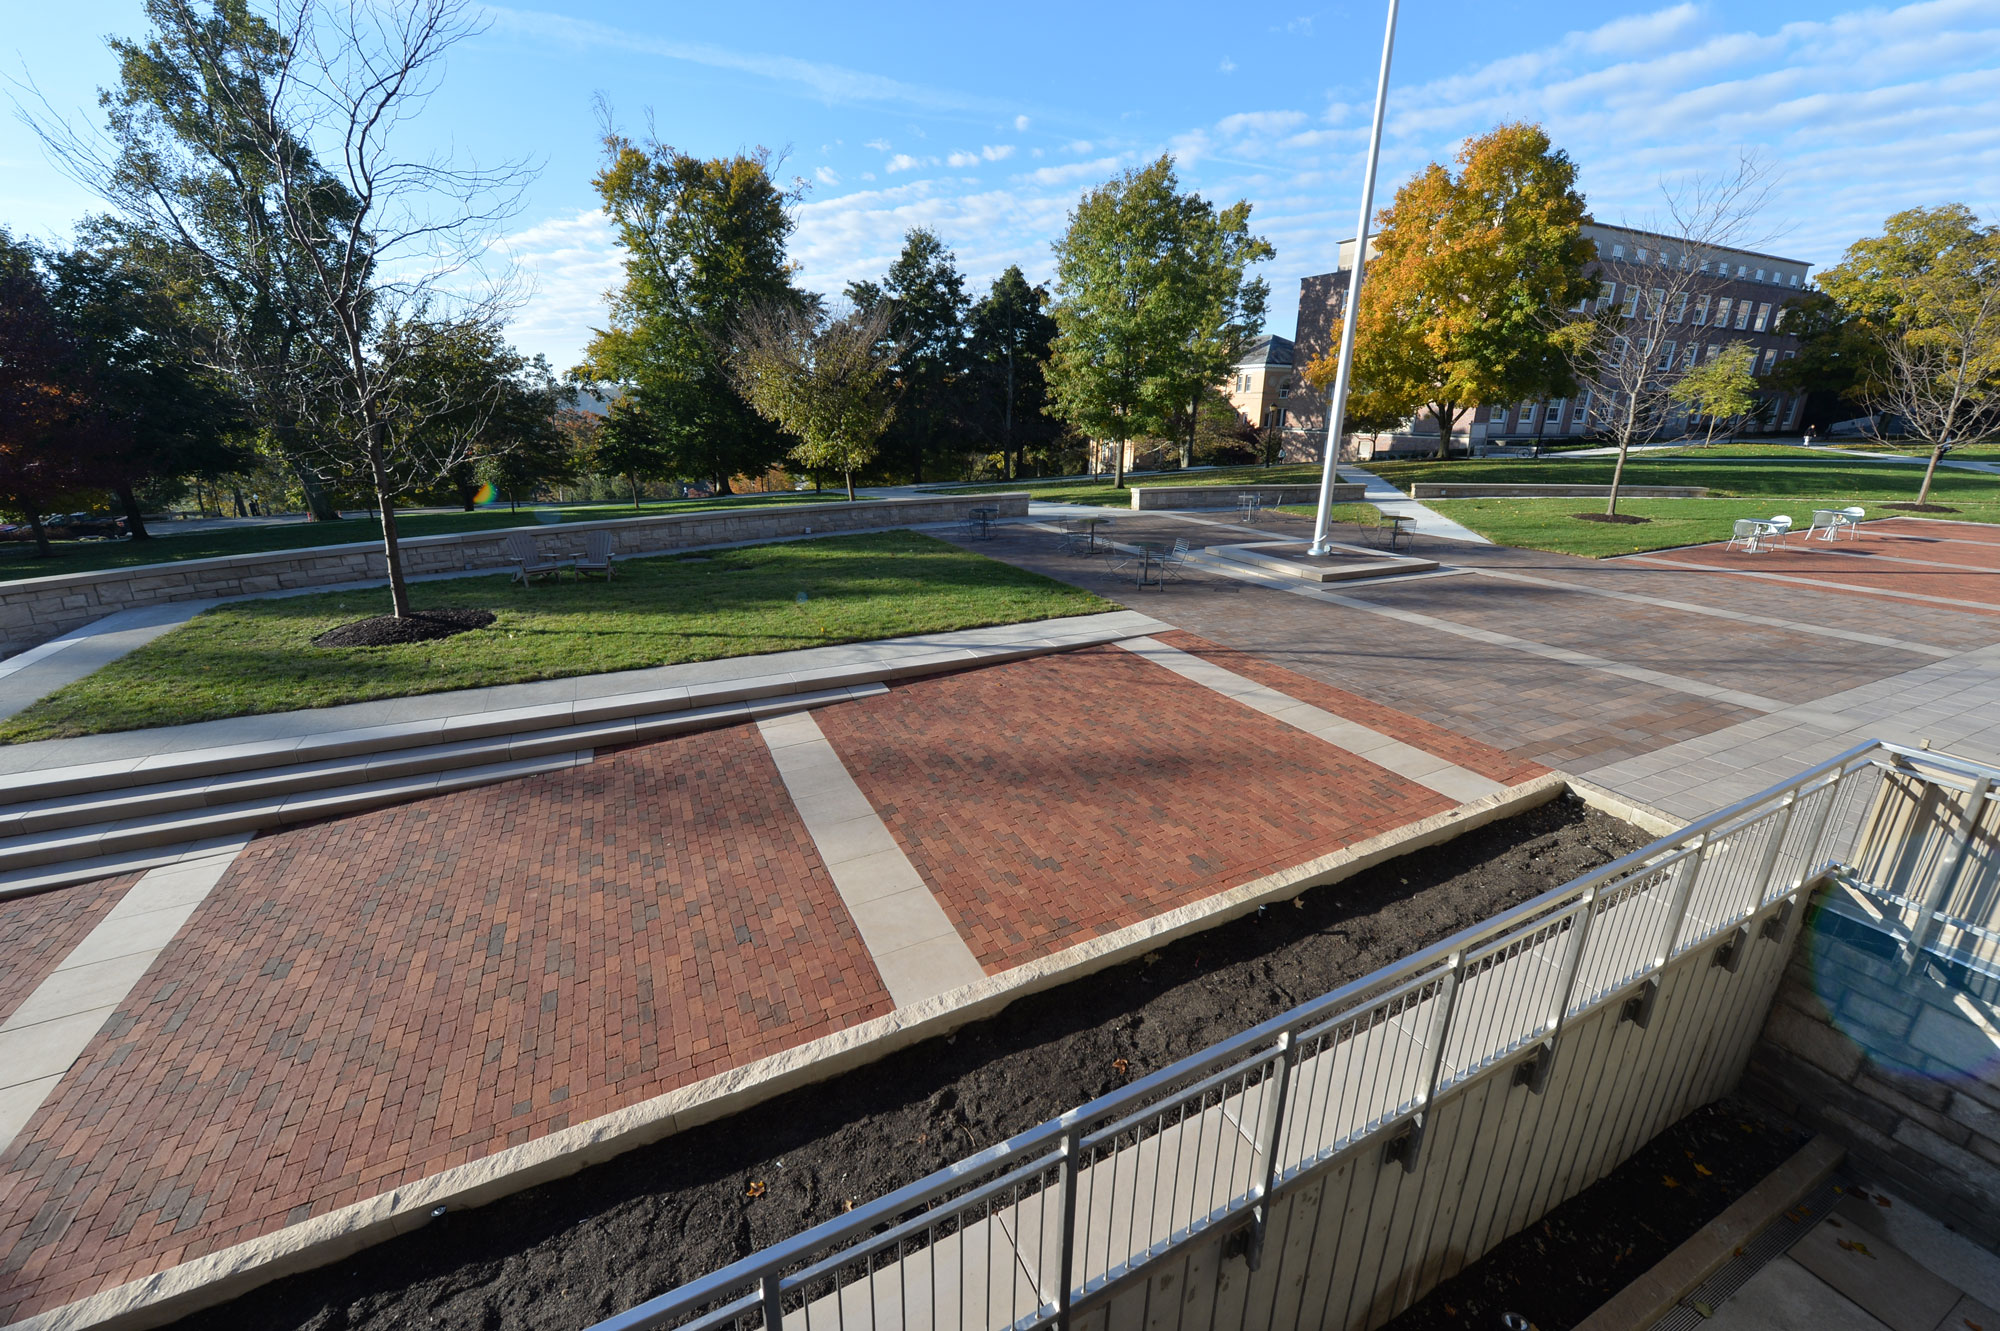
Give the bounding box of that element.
[1,508,1996,1325]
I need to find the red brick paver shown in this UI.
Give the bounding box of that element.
[815,646,1455,972]
[1152,630,1551,787]
[0,725,889,1323]
[0,875,140,1027]
[1636,527,2000,614]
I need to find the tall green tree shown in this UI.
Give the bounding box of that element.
[847,228,968,482]
[964,266,1060,480]
[582,132,800,494]
[1046,156,1270,487]
[1158,209,1272,469]
[1817,204,2000,505]
[31,0,356,521]
[1319,123,1594,461]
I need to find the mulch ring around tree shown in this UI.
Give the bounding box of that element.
[311,608,496,648]
[1381,1098,1810,1331]
[1571,512,1651,524]
[1880,502,1960,513]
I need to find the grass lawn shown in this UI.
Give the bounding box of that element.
[1271,503,1386,527]
[1825,442,2000,461]
[0,491,847,582]
[1366,448,2000,506]
[1422,497,2000,557]
[0,531,1108,743]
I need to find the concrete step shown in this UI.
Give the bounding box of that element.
[0,682,885,878]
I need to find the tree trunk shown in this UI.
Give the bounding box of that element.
[115,485,152,540]
[630,473,641,511]
[285,449,341,522]
[367,427,414,619]
[1112,436,1126,489]
[25,507,51,560]
[845,470,856,501]
[1918,443,1945,506]
[1435,403,1454,460]
[1003,343,1016,481]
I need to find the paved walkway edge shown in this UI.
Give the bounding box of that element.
[1573,1134,1845,1331]
[9,773,1584,1331]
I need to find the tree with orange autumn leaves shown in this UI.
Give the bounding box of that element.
[1306,124,1596,457]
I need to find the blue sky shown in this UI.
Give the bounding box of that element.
[7,1,2000,373]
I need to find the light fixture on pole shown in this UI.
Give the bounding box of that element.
[1308,0,1401,556]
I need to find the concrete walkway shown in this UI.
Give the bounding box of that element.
[1343,465,1493,544]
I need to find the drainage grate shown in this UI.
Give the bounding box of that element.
[1651,1176,1846,1329]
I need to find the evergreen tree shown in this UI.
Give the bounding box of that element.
[847,229,968,482]
[964,266,1061,480]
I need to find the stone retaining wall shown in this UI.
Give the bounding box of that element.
[0,494,1029,660]
[1743,885,2000,1246]
[1127,482,1366,510]
[1408,482,1707,499]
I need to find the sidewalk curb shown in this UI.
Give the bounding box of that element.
[1573,1134,1846,1331]
[9,774,1581,1331]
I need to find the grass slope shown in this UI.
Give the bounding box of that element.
[0,531,1107,743]
[939,464,1342,507]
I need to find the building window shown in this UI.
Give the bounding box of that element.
[1753,302,1772,332]
[1520,402,1537,424]
[1278,379,1291,399]
[1636,247,1648,263]
[1693,294,1711,326]
[1548,398,1567,422]
[1489,404,1507,423]
[1755,268,1766,282]
[1612,335,1629,366]
[1789,273,1799,286]
[1612,243,1626,259]
[1669,292,1687,323]
[1621,287,1640,317]
[1713,297,1732,329]
[1760,348,1778,375]
[1656,339,1676,370]
[1647,286,1664,317]
[1706,343,1721,362]
[1597,280,1616,311]
[1682,342,1698,369]
[1734,301,1753,330]
[1737,265,1748,277]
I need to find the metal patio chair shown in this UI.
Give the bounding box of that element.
[1158,537,1191,584]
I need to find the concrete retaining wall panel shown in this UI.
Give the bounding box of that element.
[1127,483,1367,510]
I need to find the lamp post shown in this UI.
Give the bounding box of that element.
[1308,0,1401,555]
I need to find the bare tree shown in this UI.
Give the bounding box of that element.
[1558,154,1779,516]
[728,301,900,501]
[1862,292,2000,505]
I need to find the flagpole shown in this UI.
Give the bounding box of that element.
[1309,0,1401,555]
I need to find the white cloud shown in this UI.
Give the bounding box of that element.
[886,153,935,173]
[1216,110,1308,138]
[865,138,893,152]
[1066,139,1095,154]
[983,144,1016,161]
[947,151,981,168]
[1014,114,1031,131]
[1021,156,1125,187]
[816,166,841,185]
[1219,56,1237,73]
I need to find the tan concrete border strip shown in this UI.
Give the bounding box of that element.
[1574,1134,1845,1331]
[1116,635,1506,803]
[15,772,1589,1331]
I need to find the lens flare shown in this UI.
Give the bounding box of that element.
[1803,908,2000,1083]
[473,482,499,506]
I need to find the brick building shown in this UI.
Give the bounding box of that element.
[1285,222,1814,457]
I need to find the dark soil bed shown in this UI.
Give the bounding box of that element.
[312,608,496,647]
[172,795,1652,1331]
[1383,1098,1809,1331]
[1570,512,1651,525]
[1880,502,1960,513]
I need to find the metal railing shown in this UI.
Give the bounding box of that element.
[590,740,1938,1331]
